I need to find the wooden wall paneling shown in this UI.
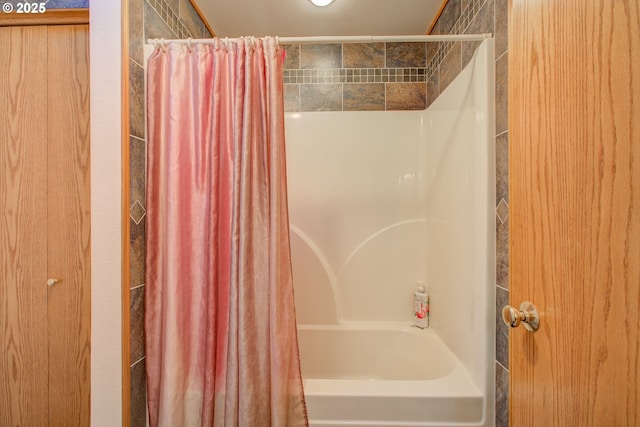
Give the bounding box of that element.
[0,25,49,426]
[121,0,132,424]
[46,24,92,427]
[0,9,89,27]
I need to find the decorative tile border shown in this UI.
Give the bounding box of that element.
[146,0,192,39]
[284,68,428,84]
[283,42,429,110]
[426,0,489,78]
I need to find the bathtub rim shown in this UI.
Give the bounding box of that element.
[297,321,483,398]
[298,323,486,426]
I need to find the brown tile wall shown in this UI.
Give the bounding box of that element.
[283,42,428,111]
[127,0,212,425]
[427,0,510,425]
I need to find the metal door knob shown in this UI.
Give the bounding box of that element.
[501,301,540,332]
[47,278,61,287]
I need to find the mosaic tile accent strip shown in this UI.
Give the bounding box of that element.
[284,68,427,84]
[426,0,489,78]
[146,0,193,39]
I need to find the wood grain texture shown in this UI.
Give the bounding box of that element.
[0,9,89,27]
[46,24,91,427]
[509,0,640,426]
[0,25,49,427]
[121,1,132,423]
[1,23,90,426]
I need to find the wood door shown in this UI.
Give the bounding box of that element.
[509,1,640,426]
[0,25,49,426]
[46,24,91,427]
[0,23,90,426]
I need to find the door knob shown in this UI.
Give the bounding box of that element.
[501,301,540,332]
[47,278,61,287]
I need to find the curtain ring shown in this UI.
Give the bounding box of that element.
[160,38,167,52]
[187,37,193,51]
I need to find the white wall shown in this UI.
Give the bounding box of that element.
[90,4,123,426]
[285,111,427,324]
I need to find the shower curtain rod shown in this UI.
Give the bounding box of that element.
[147,33,491,46]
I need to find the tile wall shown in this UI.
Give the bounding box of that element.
[281,0,504,114]
[427,0,510,426]
[282,42,428,111]
[127,0,211,425]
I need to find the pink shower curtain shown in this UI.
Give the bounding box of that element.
[145,37,308,427]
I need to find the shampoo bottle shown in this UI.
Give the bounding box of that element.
[413,283,429,328]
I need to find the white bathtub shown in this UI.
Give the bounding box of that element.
[297,324,485,427]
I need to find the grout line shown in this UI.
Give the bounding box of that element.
[495,49,508,63]
[384,42,387,69]
[496,129,508,138]
[496,360,509,372]
[130,283,146,291]
[496,284,509,292]
[341,76,344,110]
[130,56,144,70]
[131,356,146,368]
[130,134,145,143]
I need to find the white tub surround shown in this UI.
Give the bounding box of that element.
[287,39,495,427]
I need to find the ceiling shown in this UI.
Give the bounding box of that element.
[196,0,444,38]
